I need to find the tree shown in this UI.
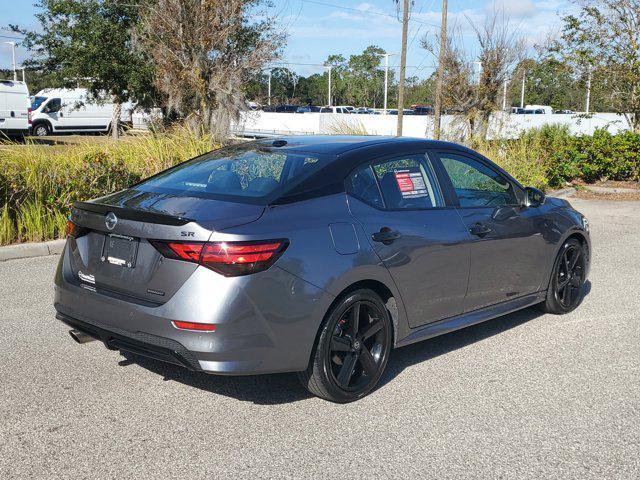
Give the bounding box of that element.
[553,0,640,130]
[18,0,156,139]
[345,45,387,107]
[137,0,284,141]
[421,10,523,138]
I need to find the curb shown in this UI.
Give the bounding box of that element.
[548,187,576,198]
[0,239,66,262]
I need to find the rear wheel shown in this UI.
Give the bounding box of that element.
[298,289,392,403]
[539,238,586,314]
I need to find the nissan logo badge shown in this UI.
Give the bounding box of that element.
[105,212,118,231]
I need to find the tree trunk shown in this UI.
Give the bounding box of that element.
[111,101,122,140]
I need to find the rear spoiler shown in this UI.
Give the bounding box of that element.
[73,201,193,226]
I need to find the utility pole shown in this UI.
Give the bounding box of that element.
[396,0,410,136]
[433,0,448,140]
[586,66,592,113]
[268,70,272,106]
[4,41,17,81]
[520,70,526,109]
[21,67,25,83]
[326,66,333,106]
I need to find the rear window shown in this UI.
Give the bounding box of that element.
[136,143,329,204]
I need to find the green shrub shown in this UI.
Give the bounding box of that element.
[476,125,640,189]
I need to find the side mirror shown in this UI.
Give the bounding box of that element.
[525,186,546,207]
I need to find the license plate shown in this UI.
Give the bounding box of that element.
[102,234,139,268]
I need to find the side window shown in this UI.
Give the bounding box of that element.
[45,98,61,113]
[373,155,442,209]
[346,164,383,208]
[438,153,518,207]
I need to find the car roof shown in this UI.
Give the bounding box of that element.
[254,135,461,156]
[264,135,480,204]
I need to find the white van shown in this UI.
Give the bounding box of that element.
[0,80,30,138]
[30,88,132,136]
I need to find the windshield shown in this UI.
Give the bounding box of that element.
[31,96,48,110]
[136,143,330,204]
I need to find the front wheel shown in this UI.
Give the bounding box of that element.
[539,238,586,314]
[298,289,392,403]
[32,123,51,137]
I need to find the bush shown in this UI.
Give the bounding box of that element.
[0,127,214,245]
[475,125,640,189]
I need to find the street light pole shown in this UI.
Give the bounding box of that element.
[268,70,272,106]
[383,53,390,113]
[376,52,394,114]
[502,78,508,111]
[586,67,592,114]
[326,66,333,106]
[520,70,526,109]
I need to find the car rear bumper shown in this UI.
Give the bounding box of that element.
[57,311,204,371]
[54,240,333,375]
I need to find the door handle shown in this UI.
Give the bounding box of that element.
[372,227,402,245]
[469,223,492,236]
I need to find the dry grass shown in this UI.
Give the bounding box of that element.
[0,126,215,245]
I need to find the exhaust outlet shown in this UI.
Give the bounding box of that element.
[69,329,96,344]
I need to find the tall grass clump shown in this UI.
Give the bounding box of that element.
[0,126,214,245]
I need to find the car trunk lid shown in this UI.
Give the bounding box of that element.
[66,190,265,303]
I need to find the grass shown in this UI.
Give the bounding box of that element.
[0,126,215,245]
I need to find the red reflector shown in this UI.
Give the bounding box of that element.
[172,321,216,332]
[201,242,282,264]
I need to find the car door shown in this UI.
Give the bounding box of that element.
[432,149,549,312]
[347,153,470,328]
[41,97,63,131]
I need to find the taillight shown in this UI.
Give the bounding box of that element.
[172,321,216,332]
[28,107,32,125]
[66,219,89,238]
[150,239,288,277]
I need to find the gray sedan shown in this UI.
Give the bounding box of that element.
[54,136,591,402]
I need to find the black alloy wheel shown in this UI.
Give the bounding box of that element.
[328,299,388,392]
[299,289,392,403]
[555,243,585,309]
[539,238,587,314]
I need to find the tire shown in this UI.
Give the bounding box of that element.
[298,289,392,403]
[538,238,586,314]
[32,123,51,137]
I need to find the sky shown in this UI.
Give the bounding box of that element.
[0,0,572,80]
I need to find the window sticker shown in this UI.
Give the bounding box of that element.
[394,169,429,198]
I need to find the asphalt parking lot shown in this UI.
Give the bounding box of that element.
[1,197,638,479]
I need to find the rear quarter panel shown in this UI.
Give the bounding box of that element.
[218,193,410,345]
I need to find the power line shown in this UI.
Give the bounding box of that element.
[300,0,438,27]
